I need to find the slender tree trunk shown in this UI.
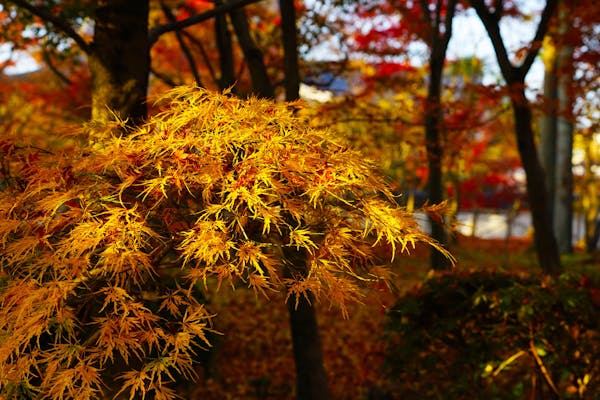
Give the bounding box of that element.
[470,0,562,275]
[425,49,450,270]
[583,143,600,252]
[421,0,456,271]
[228,3,274,98]
[282,237,329,400]
[553,23,574,254]
[215,0,236,90]
[280,0,300,101]
[511,87,562,275]
[280,5,329,398]
[90,0,150,129]
[539,6,575,255]
[287,291,329,400]
[539,54,558,218]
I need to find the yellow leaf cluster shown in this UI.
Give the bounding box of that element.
[0,86,451,399]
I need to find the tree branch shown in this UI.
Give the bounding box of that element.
[41,46,72,86]
[160,2,203,87]
[441,0,457,49]
[434,0,442,36]
[150,66,180,87]
[419,0,431,26]
[470,0,515,81]
[5,0,91,54]
[517,0,558,77]
[148,0,264,47]
[181,30,220,87]
[471,0,558,83]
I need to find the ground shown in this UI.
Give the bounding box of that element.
[186,235,599,399]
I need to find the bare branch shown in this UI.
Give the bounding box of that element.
[150,66,180,88]
[5,0,91,54]
[160,2,203,87]
[148,0,264,47]
[471,0,558,83]
[518,0,558,77]
[181,30,220,87]
[419,0,432,27]
[441,0,457,49]
[470,0,515,81]
[41,46,72,86]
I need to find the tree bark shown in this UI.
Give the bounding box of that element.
[279,8,329,398]
[425,48,450,270]
[539,6,575,255]
[287,291,329,400]
[215,0,236,90]
[279,0,300,101]
[420,0,456,271]
[471,0,562,275]
[553,8,574,254]
[511,88,562,275]
[539,53,558,218]
[553,47,574,254]
[228,3,274,98]
[90,0,150,129]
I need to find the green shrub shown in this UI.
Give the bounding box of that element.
[384,271,600,399]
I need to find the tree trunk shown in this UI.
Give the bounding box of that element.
[215,0,236,90]
[583,143,600,252]
[511,88,562,275]
[90,0,150,129]
[279,0,300,101]
[470,0,562,275]
[553,21,575,254]
[539,6,575,255]
[279,8,329,398]
[539,54,558,218]
[282,242,329,400]
[422,0,456,271]
[424,52,450,270]
[287,292,329,400]
[228,4,274,98]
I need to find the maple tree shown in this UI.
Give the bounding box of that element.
[0,86,451,399]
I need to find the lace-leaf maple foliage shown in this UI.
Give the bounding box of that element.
[0,86,452,399]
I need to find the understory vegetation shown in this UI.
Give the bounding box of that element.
[187,237,600,399]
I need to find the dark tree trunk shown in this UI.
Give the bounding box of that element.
[90,0,150,129]
[279,0,300,101]
[539,56,558,217]
[279,7,329,398]
[511,88,562,275]
[470,0,562,275]
[287,292,329,400]
[283,244,330,400]
[215,0,236,90]
[228,4,274,98]
[425,50,450,270]
[420,0,456,270]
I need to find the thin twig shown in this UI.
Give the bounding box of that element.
[149,0,264,46]
[529,329,562,399]
[5,0,91,53]
[160,2,203,87]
